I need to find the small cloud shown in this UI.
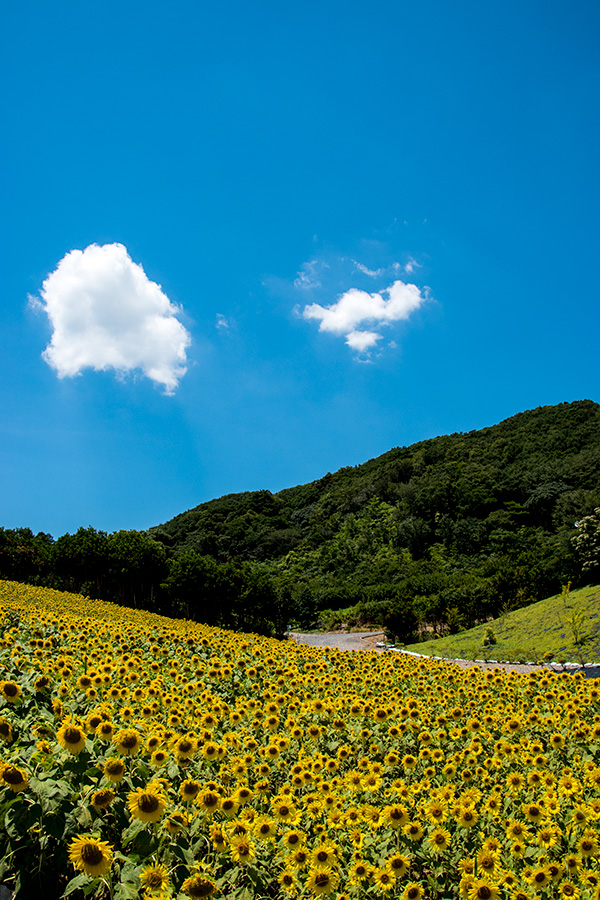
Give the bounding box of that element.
[216,313,230,330]
[301,278,427,358]
[34,243,191,394]
[352,260,383,278]
[293,259,328,290]
[345,330,382,352]
[404,257,421,274]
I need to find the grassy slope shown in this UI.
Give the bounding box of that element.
[404,584,600,663]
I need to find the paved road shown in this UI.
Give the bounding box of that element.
[289,631,384,651]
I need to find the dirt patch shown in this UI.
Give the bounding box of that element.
[289,631,385,652]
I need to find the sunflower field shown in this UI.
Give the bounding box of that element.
[0,580,599,900]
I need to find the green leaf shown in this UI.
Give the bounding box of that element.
[114,879,143,899]
[62,872,90,897]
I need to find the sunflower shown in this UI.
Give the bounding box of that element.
[384,803,410,828]
[273,799,300,824]
[139,863,171,894]
[181,873,216,898]
[220,796,239,818]
[91,788,115,811]
[559,881,580,899]
[173,734,197,762]
[230,836,255,864]
[180,779,202,803]
[290,847,310,869]
[278,869,299,894]
[164,810,189,835]
[311,842,338,869]
[95,721,115,741]
[57,720,87,754]
[402,883,424,900]
[429,826,452,853]
[68,835,113,877]
[113,728,142,755]
[386,854,410,878]
[282,829,305,849]
[403,821,424,841]
[196,787,221,812]
[209,823,228,851]
[522,803,544,825]
[0,718,13,742]
[577,831,600,857]
[373,866,396,892]
[1,764,28,793]
[103,757,126,782]
[127,785,167,823]
[468,880,500,900]
[349,859,373,885]
[476,850,497,875]
[305,867,339,895]
[151,749,169,767]
[526,867,550,889]
[0,681,21,704]
[457,806,479,829]
[253,815,277,841]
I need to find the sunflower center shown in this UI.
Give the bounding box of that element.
[3,767,24,785]
[64,727,83,743]
[477,889,492,900]
[0,723,10,736]
[3,683,18,697]
[81,843,104,865]
[188,882,213,899]
[147,873,164,888]
[179,740,192,753]
[139,793,159,813]
[121,734,138,748]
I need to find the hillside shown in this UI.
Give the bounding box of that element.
[405,583,600,664]
[149,399,600,631]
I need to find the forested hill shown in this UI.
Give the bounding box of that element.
[149,400,600,630]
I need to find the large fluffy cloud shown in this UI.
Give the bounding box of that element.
[301,279,426,353]
[35,243,191,393]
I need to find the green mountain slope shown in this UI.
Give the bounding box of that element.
[149,400,600,629]
[405,583,600,664]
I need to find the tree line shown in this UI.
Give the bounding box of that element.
[0,527,287,637]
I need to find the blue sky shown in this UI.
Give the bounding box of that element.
[2,0,599,538]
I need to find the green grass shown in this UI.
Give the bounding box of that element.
[404,584,600,664]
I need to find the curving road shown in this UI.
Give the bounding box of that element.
[289,631,385,651]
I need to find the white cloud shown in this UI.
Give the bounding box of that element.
[293,259,328,290]
[34,243,191,393]
[353,260,383,278]
[345,330,381,351]
[404,257,421,274]
[216,313,230,330]
[301,278,426,355]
